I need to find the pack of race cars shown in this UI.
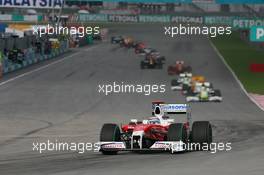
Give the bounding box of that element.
[96,35,223,155]
[111,35,223,103]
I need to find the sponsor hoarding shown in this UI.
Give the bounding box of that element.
[0,0,63,9]
[233,18,264,29]
[204,16,234,26]
[250,26,264,42]
[79,14,108,22]
[108,15,138,23]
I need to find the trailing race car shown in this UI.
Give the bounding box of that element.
[186,82,222,102]
[171,73,193,91]
[98,102,213,154]
[181,75,206,94]
[171,74,206,95]
[111,36,124,44]
[137,48,160,56]
[141,54,164,69]
[167,61,192,75]
[120,37,134,48]
[134,42,147,54]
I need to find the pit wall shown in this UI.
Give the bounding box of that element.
[0,40,69,75]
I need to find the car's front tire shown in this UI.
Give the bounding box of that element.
[191,121,212,151]
[100,123,121,155]
[167,123,187,142]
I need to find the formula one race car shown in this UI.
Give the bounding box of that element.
[137,48,160,56]
[141,54,164,69]
[111,36,124,44]
[167,61,192,75]
[171,73,206,93]
[120,37,134,48]
[171,73,193,91]
[98,102,213,154]
[134,42,146,54]
[186,82,222,102]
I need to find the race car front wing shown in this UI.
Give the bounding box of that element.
[97,141,185,153]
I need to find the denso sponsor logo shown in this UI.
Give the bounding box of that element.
[162,104,187,111]
[152,143,170,149]
[102,143,125,149]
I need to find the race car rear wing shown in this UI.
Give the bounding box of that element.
[152,103,192,128]
[160,104,188,114]
[152,103,189,114]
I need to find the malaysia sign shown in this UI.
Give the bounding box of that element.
[0,0,63,9]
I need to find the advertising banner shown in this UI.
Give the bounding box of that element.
[250,64,264,72]
[0,0,63,9]
[78,14,108,22]
[216,0,264,4]
[24,15,38,22]
[250,26,264,42]
[139,15,170,23]
[108,15,138,23]
[204,16,234,26]
[171,16,203,24]
[233,18,264,29]
[0,14,12,21]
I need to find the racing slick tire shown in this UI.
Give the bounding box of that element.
[167,123,187,143]
[171,80,179,86]
[191,121,212,150]
[214,90,221,97]
[141,61,146,69]
[157,63,163,69]
[185,66,192,73]
[182,84,191,94]
[100,123,121,155]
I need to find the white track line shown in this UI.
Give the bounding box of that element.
[0,46,96,87]
[209,40,264,112]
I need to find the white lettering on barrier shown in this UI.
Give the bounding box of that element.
[0,0,63,9]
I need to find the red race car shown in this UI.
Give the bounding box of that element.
[98,101,212,154]
[134,42,146,54]
[167,61,192,75]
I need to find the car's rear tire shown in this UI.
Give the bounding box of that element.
[191,121,212,151]
[186,66,192,73]
[141,62,145,69]
[182,84,191,94]
[100,123,121,155]
[167,123,187,142]
[214,90,221,97]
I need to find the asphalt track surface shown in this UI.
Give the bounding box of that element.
[0,24,263,175]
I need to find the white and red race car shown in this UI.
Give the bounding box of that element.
[98,101,212,154]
